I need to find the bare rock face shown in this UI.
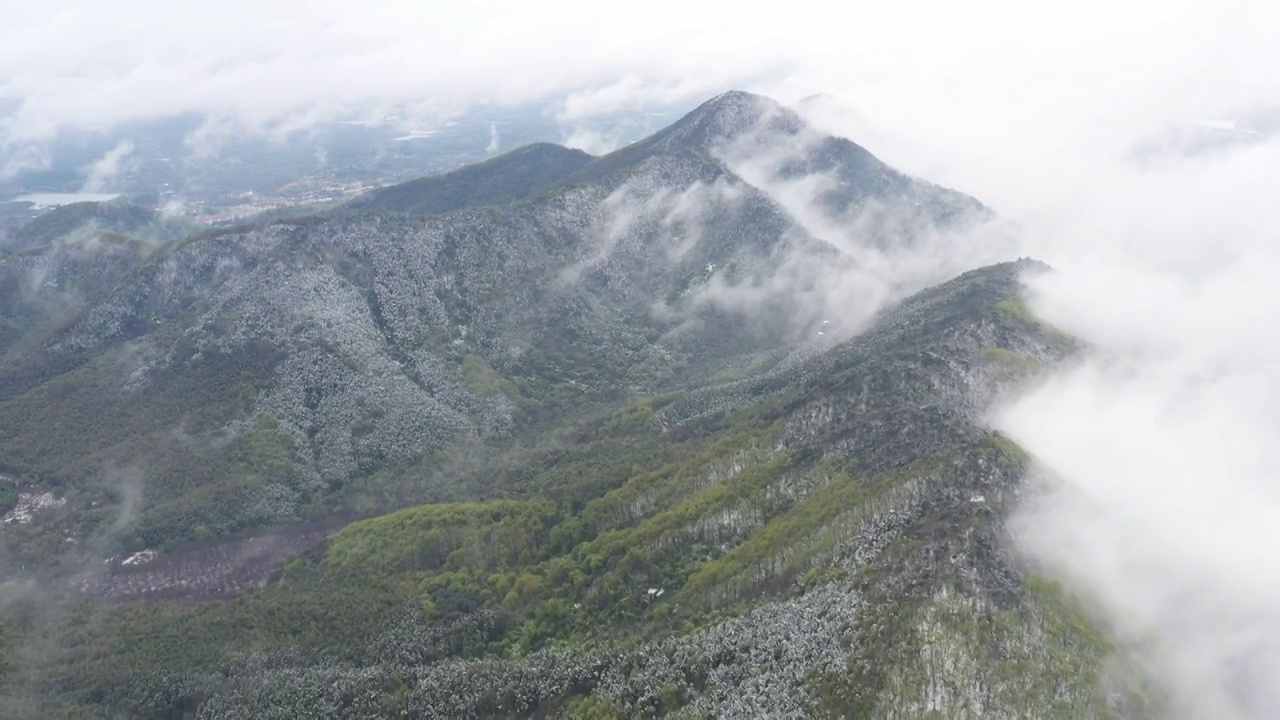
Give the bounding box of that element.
[72,520,343,601]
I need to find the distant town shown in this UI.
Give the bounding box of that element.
[183,177,375,225]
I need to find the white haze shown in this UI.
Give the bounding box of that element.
[786,11,1280,716]
[989,139,1280,718]
[8,1,1280,715]
[80,140,135,192]
[710,113,1021,338]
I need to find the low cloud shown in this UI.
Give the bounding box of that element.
[1,144,50,181]
[485,122,501,156]
[704,112,1015,339]
[987,131,1280,717]
[562,127,628,156]
[80,140,134,192]
[0,0,782,167]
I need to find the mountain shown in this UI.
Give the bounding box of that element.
[3,202,155,252]
[1,200,193,252]
[570,91,983,229]
[0,202,200,359]
[344,143,593,215]
[350,91,980,228]
[0,92,1152,717]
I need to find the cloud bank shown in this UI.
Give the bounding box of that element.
[80,140,134,192]
[991,135,1280,718]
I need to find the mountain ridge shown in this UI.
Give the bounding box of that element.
[343,90,984,228]
[344,143,593,215]
[0,91,1155,718]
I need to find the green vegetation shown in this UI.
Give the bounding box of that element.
[0,342,294,558]
[997,293,1076,350]
[0,568,415,712]
[982,345,1037,369]
[680,463,876,604]
[996,295,1035,321]
[461,354,515,398]
[322,420,791,647]
[7,201,196,252]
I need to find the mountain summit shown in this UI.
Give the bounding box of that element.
[348,89,983,239]
[642,90,804,152]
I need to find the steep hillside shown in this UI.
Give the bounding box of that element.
[345,91,981,230]
[0,261,1152,718]
[344,143,593,215]
[0,234,157,360]
[0,201,202,358]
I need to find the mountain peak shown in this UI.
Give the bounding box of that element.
[572,90,808,180]
[658,90,803,150]
[698,89,778,114]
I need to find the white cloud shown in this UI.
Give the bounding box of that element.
[0,0,781,149]
[80,140,134,192]
[988,132,1280,717]
[485,122,500,156]
[562,127,626,155]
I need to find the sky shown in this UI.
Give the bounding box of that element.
[6,1,1270,161]
[7,1,1280,715]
